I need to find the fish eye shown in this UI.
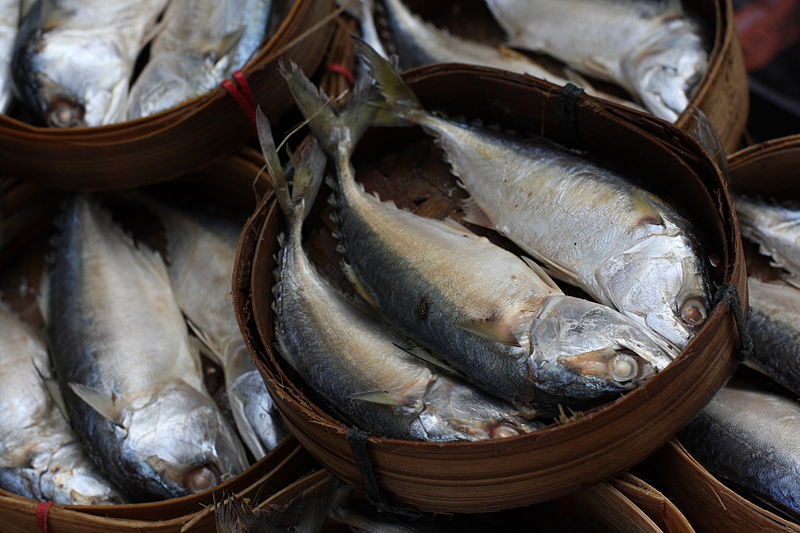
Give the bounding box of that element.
[48,98,84,128]
[608,353,638,383]
[680,297,707,327]
[183,465,217,493]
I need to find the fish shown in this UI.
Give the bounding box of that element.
[0,0,20,113]
[736,196,800,289]
[339,0,388,60]
[348,0,640,110]
[680,384,800,520]
[485,0,708,122]
[259,111,538,441]
[745,277,800,396]
[47,196,248,501]
[126,0,271,120]
[358,41,709,352]
[136,196,284,459]
[12,0,170,127]
[282,60,672,412]
[0,302,124,504]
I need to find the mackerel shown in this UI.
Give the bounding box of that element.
[260,112,537,441]
[283,58,672,411]
[359,42,709,352]
[0,303,123,504]
[47,196,247,500]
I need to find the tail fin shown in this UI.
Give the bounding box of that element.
[353,36,425,123]
[337,0,389,59]
[256,108,326,222]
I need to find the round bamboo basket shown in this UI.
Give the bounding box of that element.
[646,135,800,533]
[260,470,671,533]
[0,151,317,532]
[649,441,799,533]
[233,65,745,513]
[0,0,336,191]
[611,474,696,533]
[387,0,747,153]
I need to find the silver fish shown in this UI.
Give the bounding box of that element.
[353,0,638,110]
[139,197,283,459]
[12,0,169,126]
[339,0,388,60]
[0,0,19,113]
[485,0,708,122]
[746,277,800,396]
[283,61,672,411]
[680,384,800,520]
[360,42,709,352]
[736,196,800,289]
[47,196,247,501]
[260,112,538,441]
[0,303,124,504]
[127,0,271,120]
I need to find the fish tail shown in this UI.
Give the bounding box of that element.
[256,108,327,224]
[279,58,377,162]
[353,36,425,125]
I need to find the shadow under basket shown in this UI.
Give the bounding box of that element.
[0,150,322,532]
[233,65,746,513]
[0,0,335,191]
[255,469,693,533]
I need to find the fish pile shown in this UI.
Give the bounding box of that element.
[4,0,272,127]
[263,41,710,443]
[679,195,800,521]
[0,193,283,504]
[346,0,708,122]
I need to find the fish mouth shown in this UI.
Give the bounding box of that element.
[47,97,85,128]
[558,347,655,387]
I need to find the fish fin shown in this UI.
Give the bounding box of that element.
[460,198,495,229]
[209,27,246,65]
[350,391,414,406]
[581,57,613,79]
[187,321,222,365]
[353,37,424,125]
[33,360,70,424]
[538,258,581,285]
[394,342,463,376]
[457,318,521,346]
[341,262,378,308]
[520,256,561,291]
[630,191,665,229]
[256,109,327,222]
[69,383,125,427]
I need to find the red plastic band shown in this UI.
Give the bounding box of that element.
[36,502,54,533]
[222,70,257,132]
[326,63,355,86]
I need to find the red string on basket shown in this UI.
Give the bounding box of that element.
[222,70,257,133]
[36,501,54,533]
[326,63,355,86]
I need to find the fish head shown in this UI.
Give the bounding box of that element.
[526,295,674,404]
[600,236,709,350]
[627,26,707,122]
[411,376,540,442]
[123,381,248,498]
[14,30,129,127]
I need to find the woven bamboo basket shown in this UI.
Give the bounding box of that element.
[729,134,800,196]
[232,64,745,513]
[384,0,747,153]
[256,469,690,532]
[0,0,336,191]
[0,151,319,532]
[611,474,696,533]
[649,441,799,533]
